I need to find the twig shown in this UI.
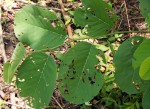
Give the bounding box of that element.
[58,0,73,38]
[130,17,144,20]
[124,0,131,36]
[52,96,63,109]
[117,3,124,30]
[47,7,63,11]
[0,1,7,63]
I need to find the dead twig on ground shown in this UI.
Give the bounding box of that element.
[52,96,63,109]
[124,0,131,36]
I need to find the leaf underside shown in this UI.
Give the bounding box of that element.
[16,52,57,109]
[58,42,104,104]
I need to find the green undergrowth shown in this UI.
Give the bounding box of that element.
[2,0,150,109]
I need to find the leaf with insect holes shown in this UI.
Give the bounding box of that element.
[139,57,150,80]
[16,52,57,109]
[74,0,117,38]
[114,36,150,94]
[58,42,104,104]
[14,5,66,50]
[3,42,26,83]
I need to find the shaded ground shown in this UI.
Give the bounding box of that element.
[0,0,149,109]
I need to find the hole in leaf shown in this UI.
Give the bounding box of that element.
[88,77,95,85]
[18,78,25,82]
[70,77,75,80]
[82,77,85,83]
[64,89,69,94]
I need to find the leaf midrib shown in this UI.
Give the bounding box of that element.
[20,22,65,38]
[74,45,93,93]
[33,55,49,100]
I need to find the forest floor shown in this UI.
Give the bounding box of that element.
[0,0,149,109]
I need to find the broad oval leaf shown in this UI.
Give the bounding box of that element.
[58,42,104,104]
[14,5,66,50]
[133,39,150,70]
[140,57,150,80]
[114,36,149,94]
[16,52,57,109]
[142,86,150,109]
[3,42,26,83]
[74,0,117,38]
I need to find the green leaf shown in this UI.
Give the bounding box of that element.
[142,87,150,109]
[11,43,26,79]
[139,0,150,18]
[139,0,150,27]
[3,43,26,83]
[133,39,150,70]
[114,36,149,94]
[14,5,66,50]
[139,57,150,80]
[3,62,11,83]
[16,52,57,109]
[58,42,104,104]
[74,0,117,37]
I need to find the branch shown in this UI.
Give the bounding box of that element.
[124,0,131,36]
[58,0,73,38]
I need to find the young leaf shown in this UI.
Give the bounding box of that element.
[14,5,66,50]
[142,86,150,109]
[16,52,57,109]
[3,42,26,83]
[74,0,117,37]
[114,36,149,94]
[58,42,104,104]
[139,57,150,80]
[133,39,150,70]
